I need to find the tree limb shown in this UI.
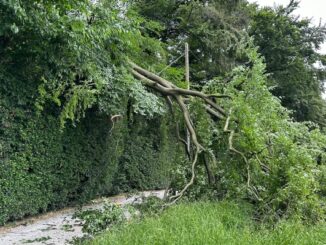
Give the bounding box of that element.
[223,108,250,187]
[130,61,229,203]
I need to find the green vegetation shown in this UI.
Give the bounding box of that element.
[250,0,326,124]
[87,202,326,245]
[1,0,326,234]
[73,202,134,235]
[134,0,250,81]
[167,48,326,221]
[0,1,179,224]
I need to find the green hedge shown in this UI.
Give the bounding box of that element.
[0,85,178,225]
[113,114,180,193]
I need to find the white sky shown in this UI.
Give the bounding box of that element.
[247,0,326,54]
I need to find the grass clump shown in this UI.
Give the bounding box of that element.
[87,201,326,245]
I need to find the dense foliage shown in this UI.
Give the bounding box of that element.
[0,0,326,226]
[0,0,180,224]
[185,48,326,221]
[249,0,326,125]
[134,0,250,82]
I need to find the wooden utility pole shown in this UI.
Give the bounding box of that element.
[185,42,191,156]
[185,42,190,89]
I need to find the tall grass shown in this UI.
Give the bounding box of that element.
[88,202,326,245]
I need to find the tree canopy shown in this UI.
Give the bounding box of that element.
[249,0,326,125]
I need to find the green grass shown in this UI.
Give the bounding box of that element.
[88,202,326,245]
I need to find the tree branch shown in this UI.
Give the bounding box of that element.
[223,109,250,187]
[129,61,230,203]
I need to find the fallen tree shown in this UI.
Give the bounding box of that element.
[129,61,247,204]
[126,49,326,222]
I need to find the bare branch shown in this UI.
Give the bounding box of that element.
[168,147,200,205]
[130,61,176,88]
[131,62,226,116]
[205,105,224,120]
[208,94,232,99]
[223,109,250,187]
[130,61,230,203]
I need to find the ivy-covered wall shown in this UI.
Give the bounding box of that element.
[0,80,179,225]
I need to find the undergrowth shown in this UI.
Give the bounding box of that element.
[85,201,326,245]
